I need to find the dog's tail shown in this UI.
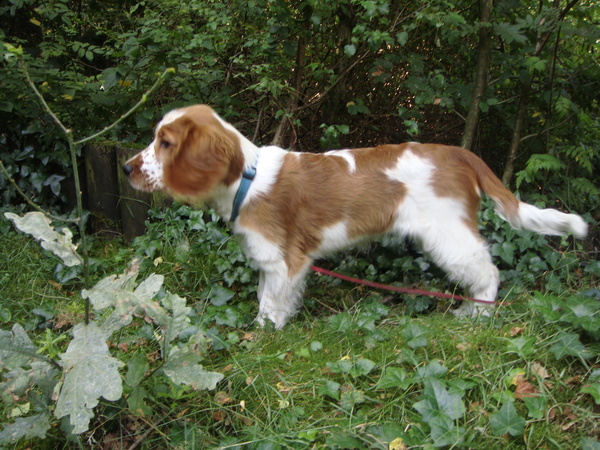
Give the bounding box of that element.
[463,150,588,238]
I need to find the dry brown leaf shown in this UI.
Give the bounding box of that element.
[514,373,539,400]
[214,391,232,405]
[510,326,525,336]
[531,362,549,379]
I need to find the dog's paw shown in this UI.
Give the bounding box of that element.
[255,312,288,330]
[451,302,494,318]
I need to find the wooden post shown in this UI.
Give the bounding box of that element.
[84,143,120,235]
[115,145,161,242]
[83,143,161,241]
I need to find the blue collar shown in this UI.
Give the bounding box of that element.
[230,165,257,222]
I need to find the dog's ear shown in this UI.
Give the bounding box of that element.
[161,117,243,197]
[155,117,195,164]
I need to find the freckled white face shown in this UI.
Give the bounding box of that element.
[139,140,164,190]
[125,108,186,192]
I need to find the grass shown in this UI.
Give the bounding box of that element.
[0,215,598,449]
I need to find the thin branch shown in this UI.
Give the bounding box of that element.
[76,68,175,146]
[18,59,70,136]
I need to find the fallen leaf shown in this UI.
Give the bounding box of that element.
[276,382,291,393]
[213,410,226,422]
[531,362,549,379]
[514,374,539,400]
[214,391,232,406]
[242,332,256,341]
[564,407,578,421]
[510,327,525,336]
[389,437,408,450]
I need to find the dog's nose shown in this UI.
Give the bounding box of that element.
[122,164,133,176]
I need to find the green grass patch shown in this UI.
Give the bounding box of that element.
[0,207,598,448]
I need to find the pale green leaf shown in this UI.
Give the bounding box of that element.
[82,260,141,310]
[161,292,191,351]
[4,212,82,266]
[163,363,223,391]
[0,413,51,443]
[54,323,123,434]
[0,323,36,369]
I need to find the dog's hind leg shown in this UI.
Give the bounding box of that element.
[403,213,499,317]
[255,258,311,329]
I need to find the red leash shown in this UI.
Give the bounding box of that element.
[310,265,495,305]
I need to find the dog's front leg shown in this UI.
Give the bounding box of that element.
[255,261,308,329]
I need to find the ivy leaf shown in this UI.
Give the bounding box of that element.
[549,332,594,360]
[489,401,526,437]
[340,389,366,410]
[318,380,341,400]
[491,241,516,265]
[414,378,466,422]
[351,358,376,378]
[377,367,414,390]
[561,299,600,333]
[523,396,547,420]
[328,312,354,332]
[54,322,124,434]
[581,383,600,405]
[415,361,448,381]
[0,413,52,444]
[502,336,536,359]
[4,212,82,267]
[402,323,430,349]
[208,285,235,306]
[413,379,465,446]
[326,429,363,449]
[327,358,375,378]
[326,359,354,374]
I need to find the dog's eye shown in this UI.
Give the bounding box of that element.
[160,139,172,149]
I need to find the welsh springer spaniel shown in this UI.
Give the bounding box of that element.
[123,104,588,328]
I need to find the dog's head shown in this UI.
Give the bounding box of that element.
[123,105,244,201]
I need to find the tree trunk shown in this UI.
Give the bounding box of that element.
[461,0,493,150]
[321,7,356,126]
[271,25,308,148]
[501,0,579,186]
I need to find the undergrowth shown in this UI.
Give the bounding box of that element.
[0,204,598,449]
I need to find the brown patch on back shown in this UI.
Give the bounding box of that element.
[422,144,519,231]
[240,145,408,276]
[158,106,244,199]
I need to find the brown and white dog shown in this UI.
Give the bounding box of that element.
[123,104,588,328]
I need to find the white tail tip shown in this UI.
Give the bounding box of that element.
[515,202,588,238]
